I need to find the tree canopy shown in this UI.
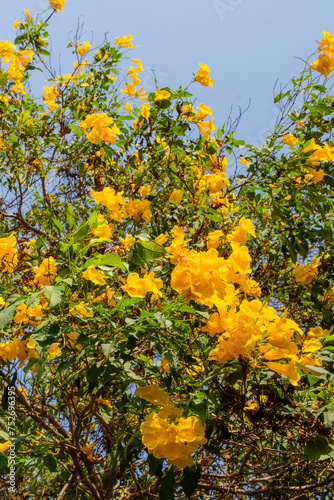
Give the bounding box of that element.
[1,2,334,499]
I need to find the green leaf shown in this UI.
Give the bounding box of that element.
[66,204,76,228]
[43,286,63,308]
[0,452,9,473]
[2,386,9,411]
[0,303,21,330]
[86,365,99,384]
[139,240,165,254]
[84,253,126,271]
[147,454,164,477]
[304,435,334,461]
[115,297,144,309]
[132,240,165,265]
[153,312,172,328]
[181,465,201,499]
[159,467,175,500]
[102,341,117,361]
[43,453,57,472]
[0,430,9,441]
[323,411,334,429]
[24,456,42,470]
[99,404,113,424]
[189,400,207,424]
[52,218,64,232]
[72,221,90,244]
[38,48,50,56]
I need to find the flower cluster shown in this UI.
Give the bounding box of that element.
[115,34,134,49]
[14,303,43,327]
[182,102,215,139]
[49,0,65,12]
[0,337,38,368]
[77,41,91,56]
[195,63,213,87]
[281,134,298,147]
[311,31,334,78]
[0,234,18,273]
[122,272,163,298]
[43,85,59,112]
[69,302,94,317]
[136,384,207,468]
[208,298,325,386]
[82,265,107,286]
[79,113,121,144]
[90,187,152,224]
[171,236,259,309]
[120,51,148,101]
[292,257,321,285]
[0,40,33,94]
[33,257,57,287]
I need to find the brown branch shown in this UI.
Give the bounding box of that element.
[57,473,74,500]
[0,209,44,236]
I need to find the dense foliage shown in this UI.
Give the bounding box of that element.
[1,3,334,499]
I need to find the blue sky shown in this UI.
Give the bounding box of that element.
[2,0,334,146]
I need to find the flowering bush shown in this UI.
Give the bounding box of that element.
[1,5,334,499]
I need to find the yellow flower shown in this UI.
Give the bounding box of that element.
[90,187,124,221]
[82,265,107,286]
[26,336,36,349]
[96,398,112,407]
[115,34,134,49]
[196,118,215,139]
[139,407,206,469]
[0,441,11,453]
[206,230,224,249]
[69,302,94,317]
[318,31,334,54]
[292,257,321,285]
[311,53,334,78]
[0,338,28,367]
[49,0,65,12]
[122,272,163,298]
[194,63,213,87]
[302,338,322,353]
[136,384,170,406]
[227,217,256,245]
[13,20,20,30]
[168,189,183,203]
[79,113,120,144]
[238,157,250,167]
[14,303,43,327]
[118,235,136,251]
[155,234,168,245]
[33,257,57,286]
[124,103,132,113]
[0,233,18,272]
[265,360,300,386]
[141,103,150,119]
[43,85,59,112]
[139,185,151,197]
[194,103,213,121]
[177,416,206,444]
[281,134,298,147]
[154,89,171,101]
[47,343,62,359]
[24,9,32,22]
[77,41,91,56]
[305,166,325,183]
[81,443,95,461]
